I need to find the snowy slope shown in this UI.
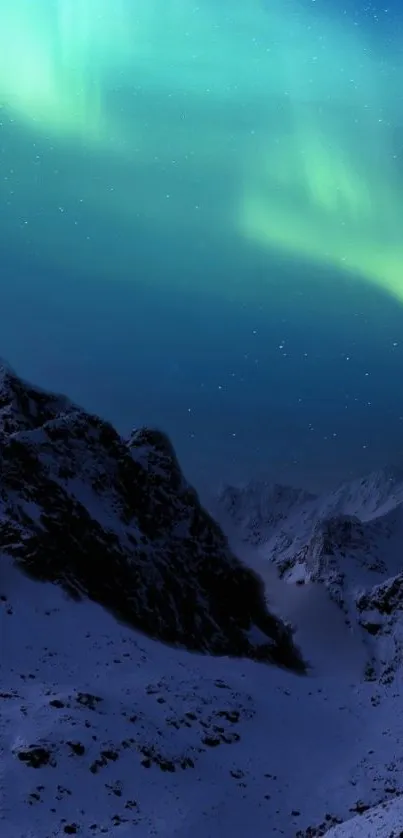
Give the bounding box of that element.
[4,556,403,838]
[324,796,403,838]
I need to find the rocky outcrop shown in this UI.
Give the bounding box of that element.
[0,361,304,671]
[356,574,403,683]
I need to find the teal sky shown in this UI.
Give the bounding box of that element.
[0,0,402,493]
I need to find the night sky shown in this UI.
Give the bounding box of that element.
[0,0,402,496]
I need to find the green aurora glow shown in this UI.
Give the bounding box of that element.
[0,0,402,300]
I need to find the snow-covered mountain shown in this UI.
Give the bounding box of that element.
[0,360,303,671]
[3,361,403,837]
[216,471,403,606]
[215,467,403,560]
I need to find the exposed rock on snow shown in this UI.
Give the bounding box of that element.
[0,361,304,670]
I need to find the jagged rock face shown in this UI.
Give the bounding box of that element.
[277,514,392,607]
[276,516,361,609]
[0,362,304,671]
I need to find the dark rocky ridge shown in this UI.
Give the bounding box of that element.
[0,361,304,671]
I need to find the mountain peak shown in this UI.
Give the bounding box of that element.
[0,364,304,672]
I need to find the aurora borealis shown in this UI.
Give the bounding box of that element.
[0,0,402,490]
[1,0,402,299]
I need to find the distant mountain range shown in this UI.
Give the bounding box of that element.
[215,467,403,684]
